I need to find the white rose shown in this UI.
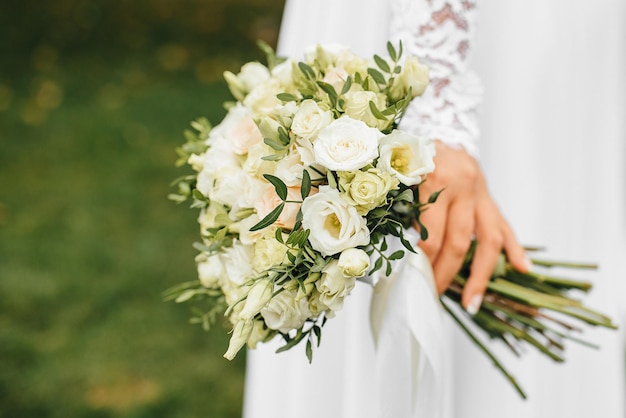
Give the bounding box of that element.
[316,260,356,312]
[239,214,270,245]
[271,59,295,88]
[301,186,370,256]
[291,99,333,141]
[314,117,382,171]
[222,241,256,286]
[228,115,263,155]
[196,254,225,288]
[343,90,389,130]
[337,248,371,278]
[244,79,283,114]
[338,168,399,214]
[378,130,436,186]
[260,289,312,333]
[389,56,429,101]
[274,148,306,187]
[237,61,271,93]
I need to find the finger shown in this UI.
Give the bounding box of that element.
[431,200,475,294]
[501,222,530,273]
[462,228,504,313]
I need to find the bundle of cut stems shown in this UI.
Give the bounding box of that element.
[442,241,617,399]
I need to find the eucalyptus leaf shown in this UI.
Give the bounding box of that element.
[340,75,353,95]
[264,174,288,201]
[301,169,312,199]
[387,41,397,62]
[374,54,391,73]
[388,250,405,260]
[250,202,284,231]
[367,68,386,85]
[277,92,299,102]
[368,101,387,121]
[264,138,287,151]
[298,62,316,80]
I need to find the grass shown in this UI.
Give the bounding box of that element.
[0,45,255,417]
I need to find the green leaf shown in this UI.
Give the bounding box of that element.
[306,339,313,363]
[298,62,316,79]
[370,256,383,275]
[317,81,338,106]
[395,189,414,203]
[301,170,311,199]
[278,126,290,145]
[250,202,285,231]
[387,41,397,62]
[367,68,386,85]
[312,325,322,347]
[340,75,353,95]
[277,92,298,102]
[400,235,417,253]
[374,54,391,73]
[368,101,387,121]
[428,188,444,204]
[264,174,288,201]
[275,228,284,244]
[388,250,405,260]
[264,138,287,151]
[380,237,388,252]
[261,153,285,161]
[385,260,393,276]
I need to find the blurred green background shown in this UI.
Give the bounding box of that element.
[0,1,284,417]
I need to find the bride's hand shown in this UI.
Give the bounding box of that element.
[414,141,529,313]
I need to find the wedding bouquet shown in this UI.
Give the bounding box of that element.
[168,41,438,361]
[168,41,616,397]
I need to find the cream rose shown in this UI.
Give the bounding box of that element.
[314,117,382,171]
[229,116,263,155]
[260,289,312,333]
[316,260,356,312]
[291,99,333,141]
[337,248,371,278]
[343,89,390,130]
[338,168,399,214]
[390,56,429,101]
[378,130,436,186]
[253,234,290,272]
[255,185,305,231]
[301,186,370,256]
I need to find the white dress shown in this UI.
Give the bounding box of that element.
[244,1,479,418]
[244,1,626,417]
[448,1,626,417]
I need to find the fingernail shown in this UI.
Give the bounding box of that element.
[524,256,533,271]
[466,294,483,316]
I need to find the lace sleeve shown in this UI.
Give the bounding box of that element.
[390,0,482,156]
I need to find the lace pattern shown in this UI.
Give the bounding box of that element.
[389,0,482,156]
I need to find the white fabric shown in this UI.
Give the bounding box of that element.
[448,1,626,417]
[244,0,626,417]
